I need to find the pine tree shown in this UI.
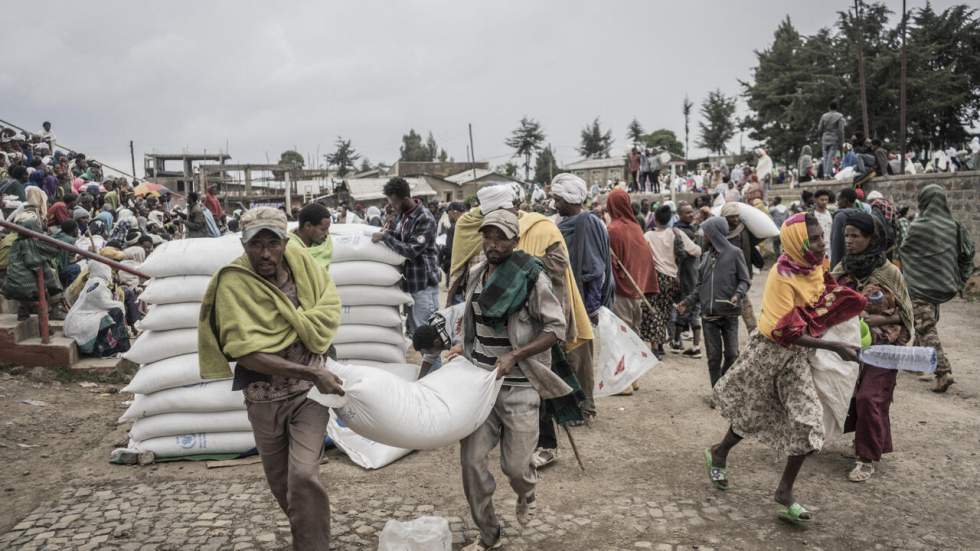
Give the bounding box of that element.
[578,117,614,159]
[697,90,737,155]
[399,129,429,162]
[326,137,360,177]
[533,146,559,184]
[627,118,645,144]
[504,117,546,181]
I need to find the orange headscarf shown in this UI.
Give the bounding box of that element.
[606,189,659,298]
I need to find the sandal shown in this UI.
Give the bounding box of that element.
[778,502,813,525]
[703,448,728,490]
[848,461,875,482]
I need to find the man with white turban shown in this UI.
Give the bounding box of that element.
[550,173,588,206]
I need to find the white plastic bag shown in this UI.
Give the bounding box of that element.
[122,353,224,395]
[123,328,199,365]
[330,232,406,265]
[592,307,659,397]
[334,324,407,347]
[338,285,413,307]
[129,410,251,442]
[139,276,212,305]
[341,305,402,327]
[128,431,255,458]
[119,380,245,422]
[834,166,856,183]
[378,516,452,551]
[323,357,501,450]
[140,235,243,278]
[333,343,407,364]
[329,261,402,287]
[812,317,861,442]
[138,302,201,332]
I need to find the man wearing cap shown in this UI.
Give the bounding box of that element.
[198,207,343,551]
[459,209,571,551]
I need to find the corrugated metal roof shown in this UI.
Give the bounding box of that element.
[563,156,626,170]
[444,168,494,185]
[344,177,435,201]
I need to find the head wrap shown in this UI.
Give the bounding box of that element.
[550,173,588,205]
[776,213,824,276]
[25,186,48,219]
[844,210,875,236]
[841,211,886,280]
[719,202,740,218]
[605,189,659,297]
[73,206,90,221]
[477,184,518,214]
[866,190,883,201]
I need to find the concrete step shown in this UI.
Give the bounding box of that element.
[0,297,17,315]
[72,356,138,383]
[2,334,78,368]
[0,314,40,345]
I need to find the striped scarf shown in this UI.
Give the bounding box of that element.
[899,184,972,303]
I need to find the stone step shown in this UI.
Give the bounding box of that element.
[72,356,138,383]
[0,314,39,346]
[2,334,78,368]
[0,297,17,315]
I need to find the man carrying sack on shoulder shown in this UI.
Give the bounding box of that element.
[198,207,343,550]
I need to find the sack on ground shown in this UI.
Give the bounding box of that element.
[140,236,243,278]
[129,410,251,442]
[123,327,198,365]
[330,261,402,287]
[138,302,201,332]
[129,431,255,458]
[139,276,212,305]
[122,353,226,395]
[119,379,245,422]
[593,307,659,397]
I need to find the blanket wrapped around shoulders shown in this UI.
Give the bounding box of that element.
[198,245,341,380]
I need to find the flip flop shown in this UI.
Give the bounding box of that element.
[703,448,728,490]
[778,502,813,525]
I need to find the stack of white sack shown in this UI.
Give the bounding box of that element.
[118,236,253,459]
[328,224,412,365]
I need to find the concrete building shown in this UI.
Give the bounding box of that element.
[425,168,526,203]
[144,152,231,194]
[315,177,436,209]
[563,156,627,186]
[390,160,488,178]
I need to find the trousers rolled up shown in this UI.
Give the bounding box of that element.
[246,395,331,551]
[460,385,540,546]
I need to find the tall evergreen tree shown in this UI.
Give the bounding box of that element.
[424,132,439,162]
[578,117,614,159]
[399,129,429,162]
[697,90,737,155]
[504,117,546,180]
[533,145,560,184]
[326,137,360,177]
[627,117,645,144]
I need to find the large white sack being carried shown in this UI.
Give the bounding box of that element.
[335,325,406,347]
[709,202,780,239]
[812,317,861,443]
[317,357,502,450]
[123,328,198,365]
[334,343,407,364]
[139,276,212,305]
[330,232,405,265]
[140,235,243,278]
[330,261,402,287]
[129,431,255,458]
[341,305,402,327]
[129,410,251,442]
[327,414,412,469]
[338,285,413,307]
[138,303,200,332]
[593,307,659,397]
[122,353,228,395]
[119,379,245,422]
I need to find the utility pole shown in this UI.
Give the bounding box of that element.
[129,140,137,180]
[468,123,477,183]
[899,0,908,175]
[854,0,871,139]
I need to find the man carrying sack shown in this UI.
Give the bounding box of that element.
[198,207,343,550]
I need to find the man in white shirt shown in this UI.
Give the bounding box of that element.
[812,189,834,255]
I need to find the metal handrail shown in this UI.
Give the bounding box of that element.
[0,219,150,279]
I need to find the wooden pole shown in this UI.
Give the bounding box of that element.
[130,140,137,180]
[468,123,477,183]
[36,268,49,345]
[854,0,871,139]
[899,0,908,174]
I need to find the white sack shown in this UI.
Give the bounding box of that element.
[334,325,407,347]
[708,201,779,239]
[593,307,659,397]
[338,285,413,307]
[812,317,861,443]
[333,343,406,364]
[341,305,402,327]
[122,353,226,395]
[140,235,243,278]
[138,302,201,332]
[129,410,251,442]
[330,261,402,287]
[834,166,856,183]
[327,415,413,469]
[123,328,198,365]
[139,276,212,305]
[129,431,255,458]
[330,232,406,265]
[119,379,245,422]
[320,357,502,450]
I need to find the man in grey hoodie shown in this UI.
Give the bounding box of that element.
[816,101,846,178]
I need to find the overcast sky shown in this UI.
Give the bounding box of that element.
[1,0,961,179]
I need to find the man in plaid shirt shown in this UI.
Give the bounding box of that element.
[372,177,441,336]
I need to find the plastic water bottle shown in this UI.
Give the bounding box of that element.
[859,345,937,373]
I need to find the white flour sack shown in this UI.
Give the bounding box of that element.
[338,285,413,307]
[122,353,226,395]
[327,415,412,470]
[138,302,201,332]
[139,276,212,305]
[329,261,402,287]
[123,327,198,365]
[592,307,659,397]
[129,410,251,442]
[340,305,402,327]
[129,431,255,458]
[318,357,502,450]
[334,342,407,365]
[330,231,406,265]
[118,379,245,422]
[139,235,244,278]
[334,324,407,347]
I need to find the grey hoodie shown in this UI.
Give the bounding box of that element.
[817,110,846,146]
[681,217,751,318]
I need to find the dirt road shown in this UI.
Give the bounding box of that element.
[1,270,978,550]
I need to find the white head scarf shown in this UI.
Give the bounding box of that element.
[550,173,588,205]
[63,262,123,348]
[477,184,519,214]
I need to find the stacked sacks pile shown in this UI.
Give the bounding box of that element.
[328,224,412,365]
[118,236,252,458]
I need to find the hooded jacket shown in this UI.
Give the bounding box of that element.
[682,217,751,318]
